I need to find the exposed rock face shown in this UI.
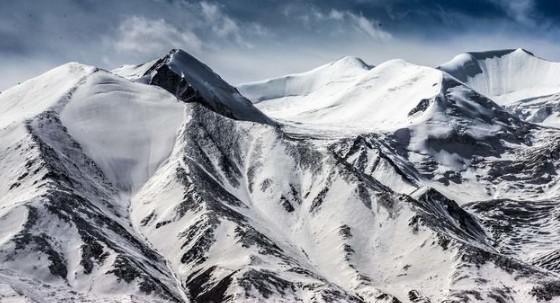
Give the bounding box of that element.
[140,49,273,125]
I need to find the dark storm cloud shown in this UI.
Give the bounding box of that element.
[1,0,560,89]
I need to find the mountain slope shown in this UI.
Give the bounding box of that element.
[238,55,560,203]
[131,102,560,302]
[60,69,185,192]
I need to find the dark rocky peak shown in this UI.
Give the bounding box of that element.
[144,49,274,125]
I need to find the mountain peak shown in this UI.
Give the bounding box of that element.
[240,56,520,141]
[513,47,535,56]
[330,56,372,70]
[160,48,218,79]
[115,48,274,125]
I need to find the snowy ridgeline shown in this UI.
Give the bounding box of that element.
[1,48,560,302]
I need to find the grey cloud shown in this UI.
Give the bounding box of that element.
[112,16,203,56]
[1,0,560,89]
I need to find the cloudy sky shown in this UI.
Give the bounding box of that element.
[1,0,560,89]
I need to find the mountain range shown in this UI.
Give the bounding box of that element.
[1,48,560,302]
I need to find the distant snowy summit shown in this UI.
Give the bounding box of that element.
[239,55,519,133]
[438,48,560,126]
[240,48,560,128]
[439,48,560,102]
[239,56,372,103]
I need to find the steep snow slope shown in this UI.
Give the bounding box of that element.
[440,48,560,127]
[60,70,185,192]
[114,49,272,125]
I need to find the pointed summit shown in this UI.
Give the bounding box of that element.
[329,56,372,70]
[115,49,274,125]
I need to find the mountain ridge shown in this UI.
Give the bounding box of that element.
[114,49,273,125]
[439,48,560,128]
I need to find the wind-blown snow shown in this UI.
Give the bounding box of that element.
[60,70,185,192]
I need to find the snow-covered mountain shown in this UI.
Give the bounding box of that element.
[439,48,560,127]
[2,48,560,303]
[240,56,373,104]
[239,57,517,133]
